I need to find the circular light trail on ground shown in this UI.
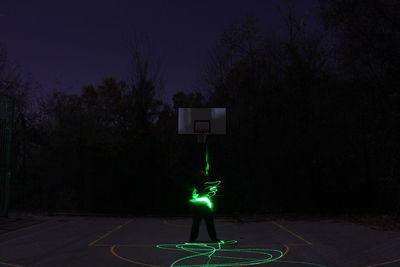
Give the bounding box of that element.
[156,241,327,267]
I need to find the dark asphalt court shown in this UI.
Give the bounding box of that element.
[0,214,399,267]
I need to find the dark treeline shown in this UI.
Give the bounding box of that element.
[1,0,399,215]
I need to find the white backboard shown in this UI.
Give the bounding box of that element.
[178,107,226,135]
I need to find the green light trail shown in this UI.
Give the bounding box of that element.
[205,145,209,176]
[156,241,327,266]
[204,181,220,198]
[190,197,213,209]
[190,181,221,210]
[192,188,199,199]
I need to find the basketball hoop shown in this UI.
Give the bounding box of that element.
[177,107,226,144]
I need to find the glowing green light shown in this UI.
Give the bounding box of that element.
[192,188,199,199]
[157,241,327,267]
[157,241,283,266]
[190,197,213,209]
[204,181,221,198]
[191,181,221,210]
[205,145,210,176]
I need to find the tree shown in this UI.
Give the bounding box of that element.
[319,0,400,213]
[126,33,163,128]
[200,16,262,98]
[200,5,359,212]
[0,45,42,210]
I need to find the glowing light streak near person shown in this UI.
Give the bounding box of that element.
[190,181,221,210]
[190,196,213,209]
[205,145,210,176]
[156,241,327,266]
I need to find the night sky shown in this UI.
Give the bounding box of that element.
[1,0,317,103]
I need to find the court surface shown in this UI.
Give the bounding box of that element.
[0,214,399,267]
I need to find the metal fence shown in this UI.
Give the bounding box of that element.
[0,94,14,217]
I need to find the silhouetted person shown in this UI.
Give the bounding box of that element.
[189,170,219,242]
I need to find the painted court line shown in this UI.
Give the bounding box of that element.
[271,221,313,245]
[105,219,293,266]
[366,258,400,267]
[88,219,160,267]
[94,243,155,248]
[270,221,398,267]
[0,220,52,267]
[0,221,50,238]
[88,219,133,247]
[282,244,290,257]
[110,245,161,267]
[0,260,23,267]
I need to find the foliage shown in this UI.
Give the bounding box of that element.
[6,2,400,215]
